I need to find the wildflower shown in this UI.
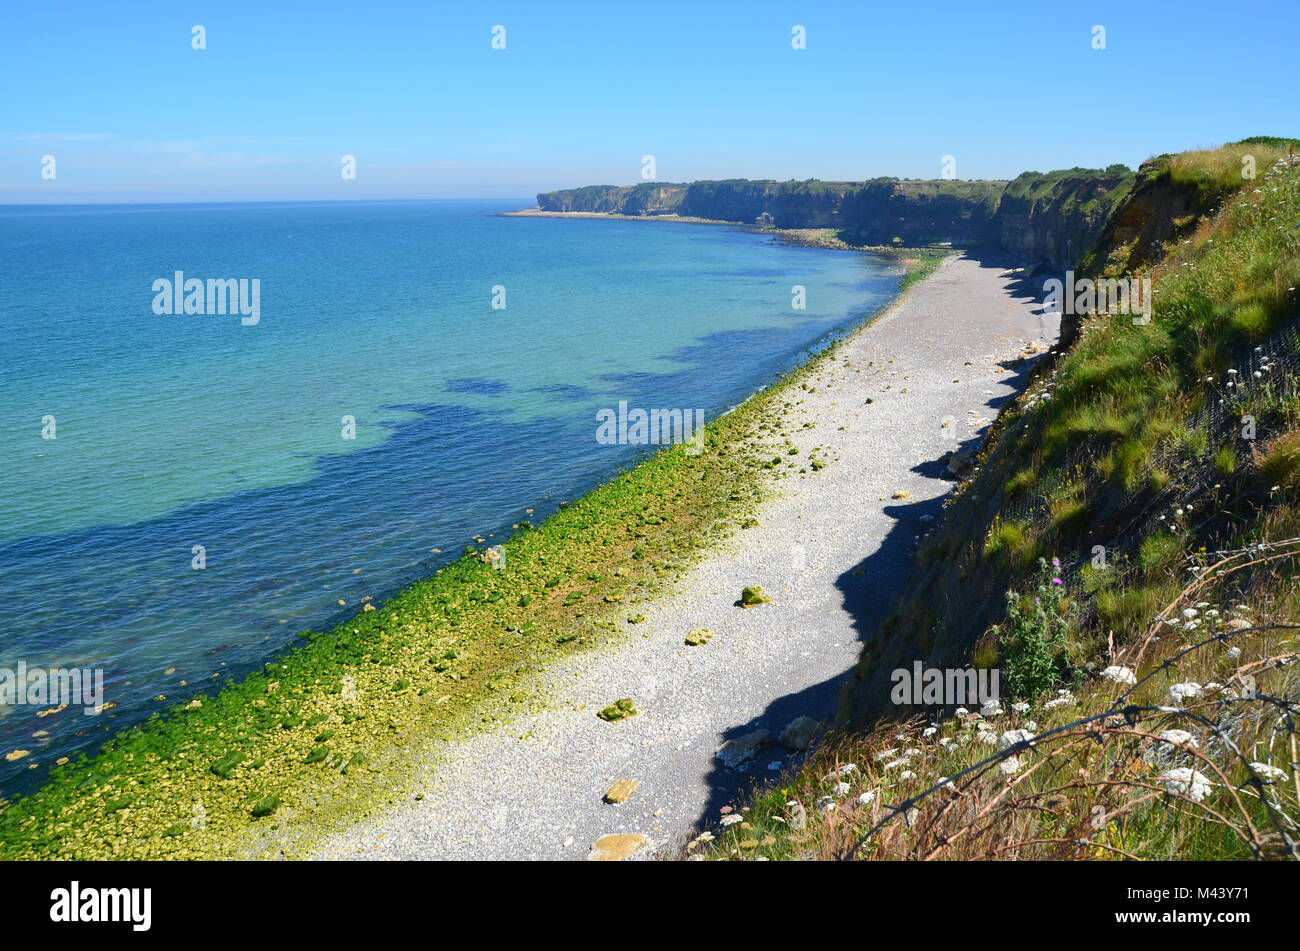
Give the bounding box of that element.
[1051,558,1060,568]
[999,729,1036,750]
[1169,682,1202,703]
[1100,665,1137,685]
[1160,767,1212,802]
[719,813,743,827]
[1249,762,1288,784]
[1158,729,1197,750]
[1051,577,1062,585]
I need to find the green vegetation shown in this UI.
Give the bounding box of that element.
[691,141,1300,862]
[995,558,1076,700]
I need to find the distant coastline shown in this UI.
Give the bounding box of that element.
[502,206,948,259]
[500,207,746,226]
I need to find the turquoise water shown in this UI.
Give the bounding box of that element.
[0,199,902,791]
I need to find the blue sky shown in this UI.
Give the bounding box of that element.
[2,0,1296,202]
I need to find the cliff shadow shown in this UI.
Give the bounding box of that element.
[676,248,1056,850]
[677,495,942,847]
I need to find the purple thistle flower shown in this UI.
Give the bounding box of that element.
[1052,558,1060,568]
[1052,577,1062,585]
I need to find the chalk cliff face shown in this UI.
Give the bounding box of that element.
[538,178,1007,247]
[536,169,1138,272]
[995,166,1135,271]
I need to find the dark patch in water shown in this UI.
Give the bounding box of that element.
[446,378,509,396]
[534,383,596,401]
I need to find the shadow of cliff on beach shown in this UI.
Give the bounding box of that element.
[679,248,1059,847]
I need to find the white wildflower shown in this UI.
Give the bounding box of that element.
[1100,665,1137,685]
[999,729,1036,751]
[1160,767,1212,802]
[1158,729,1197,749]
[1249,762,1288,784]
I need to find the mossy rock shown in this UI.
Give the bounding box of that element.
[209,751,246,779]
[597,698,638,722]
[740,586,771,607]
[251,794,280,818]
[685,627,714,646]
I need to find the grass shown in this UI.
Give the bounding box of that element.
[693,141,1300,862]
[689,594,1299,861]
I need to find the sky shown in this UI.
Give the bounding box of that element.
[2,0,1297,203]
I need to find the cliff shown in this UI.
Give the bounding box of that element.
[537,170,1142,271]
[995,165,1134,270]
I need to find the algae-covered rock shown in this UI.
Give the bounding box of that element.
[597,698,637,722]
[685,627,713,646]
[209,751,245,779]
[740,586,770,607]
[251,794,280,818]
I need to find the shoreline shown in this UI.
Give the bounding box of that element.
[0,241,942,860]
[307,249,1054,860]
[502,206,964,263]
